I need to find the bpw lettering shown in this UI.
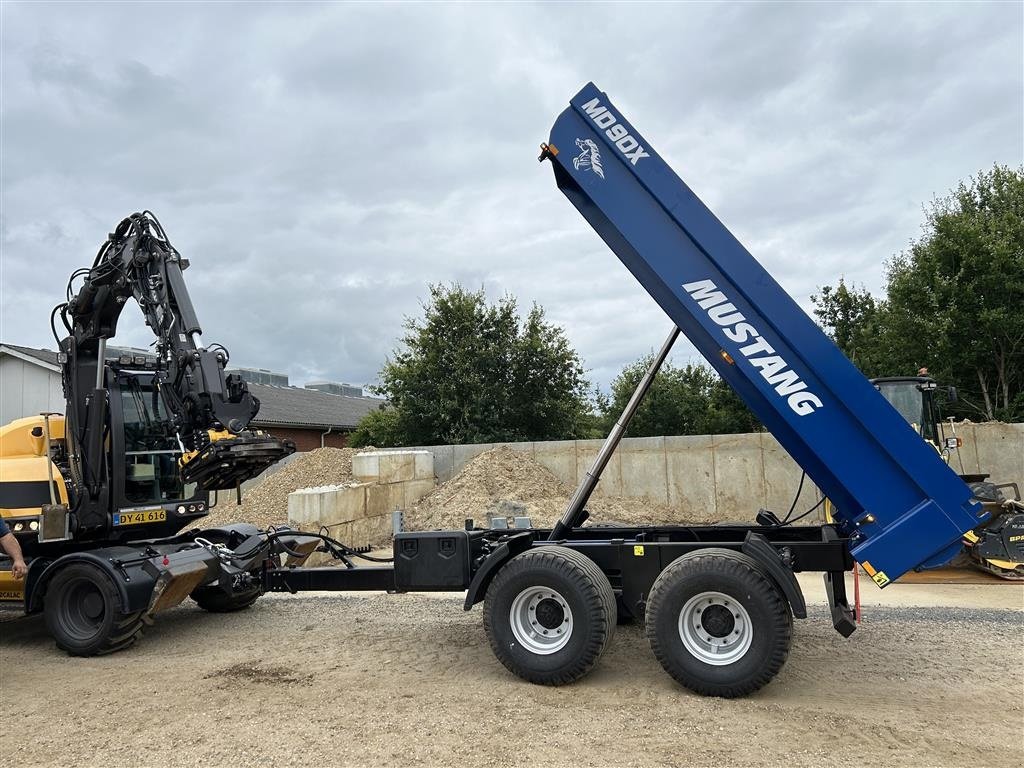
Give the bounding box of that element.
[682,280,824,416]
[579,98,651,165]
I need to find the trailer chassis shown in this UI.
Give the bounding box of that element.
[263,326,855,696]
[267,523,855,633]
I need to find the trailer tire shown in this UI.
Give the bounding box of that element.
[646,548,791,698]
[484,546,615,685]
[191,584,261,613]
[44,562,144,656]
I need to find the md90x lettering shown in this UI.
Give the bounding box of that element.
[579,98,651,166]
[683,280,824,416]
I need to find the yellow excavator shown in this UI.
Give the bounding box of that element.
[0,212,297,652]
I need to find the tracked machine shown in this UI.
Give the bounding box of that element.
[2,88,1020,696]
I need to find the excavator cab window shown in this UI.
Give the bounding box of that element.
[117,376,197,504]
[874,379,941,445]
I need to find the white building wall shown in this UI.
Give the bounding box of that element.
[0,356,64,425]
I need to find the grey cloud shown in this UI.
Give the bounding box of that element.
[2,2,1020,396]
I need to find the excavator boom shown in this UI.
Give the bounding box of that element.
[52,212,293,519]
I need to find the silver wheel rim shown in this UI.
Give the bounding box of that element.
[509,586,573,655]
[678,591,752,666]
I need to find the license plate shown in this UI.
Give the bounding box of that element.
[113,509,167,526]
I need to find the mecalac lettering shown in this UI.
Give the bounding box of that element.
[580,98,651,166]
[682,279,824,416]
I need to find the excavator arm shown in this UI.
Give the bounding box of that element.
[52,212,293,517]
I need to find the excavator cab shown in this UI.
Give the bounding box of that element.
[871,376,958,452]
[116,372,197,505]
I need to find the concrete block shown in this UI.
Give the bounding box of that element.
[333,521,353,546]
[413,451,435,481]
[428,445,456,483]
[286,491,304,525]
[404,478,436,509]
[365,483,388,518]
[287,488,321,526]
[618,436,667,504]
[379,452,415,483]
[349,518,369,550]
[665,435,716,522]
[761,434,816,518]
[320,484,369,526]
[712,433,765,521]
[366,481,406,516]
[352,453,380,482]
[972,422,1024,488]
[506,441,536,455]
[353,514,393,549]
[533,440,577,485]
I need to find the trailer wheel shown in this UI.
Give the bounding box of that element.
[44,562,144,656]
[484,546,615,685]
[191,584,261,613]
[645,549,791,697]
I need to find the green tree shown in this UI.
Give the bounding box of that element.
[884,165,1024,420]
[811,279,887,376]
[810,166,1023,422]
[347,404,402,448]
[599,356,758,437]
[349,284,592,447]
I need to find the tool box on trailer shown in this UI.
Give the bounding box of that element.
[393,530,486,591]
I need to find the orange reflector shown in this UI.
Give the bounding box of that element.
[721,350,735,364]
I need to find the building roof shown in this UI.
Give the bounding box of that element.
[0,343,60,370]
[1,343,383,431]
[248,382,384,430]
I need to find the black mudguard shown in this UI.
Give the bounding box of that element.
[742,531,808,619]
[463,533,533,610]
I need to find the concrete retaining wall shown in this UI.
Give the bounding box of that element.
[410,422,1023,522]
[288,450,435,561]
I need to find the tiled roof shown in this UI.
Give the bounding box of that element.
[248,382,384,430]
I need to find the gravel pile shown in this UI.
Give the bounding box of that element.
[406,446,711,531]
[203,447,367,529]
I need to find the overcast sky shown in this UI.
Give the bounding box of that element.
[2,3,1021,394]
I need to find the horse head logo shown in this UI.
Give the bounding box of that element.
[573,138,605,179]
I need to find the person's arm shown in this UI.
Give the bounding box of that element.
[0,531,28,580]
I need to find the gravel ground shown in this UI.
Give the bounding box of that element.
[1,587,1021,768]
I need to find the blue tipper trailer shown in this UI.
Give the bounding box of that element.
[541,82,986,587]
[267,83,995,698]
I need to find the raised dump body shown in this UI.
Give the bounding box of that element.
[544,82,985,585]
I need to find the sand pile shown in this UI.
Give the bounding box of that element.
[407,446,707,531]
[204,447,366,529]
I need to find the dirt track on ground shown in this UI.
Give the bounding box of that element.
[1,589,1021,768]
